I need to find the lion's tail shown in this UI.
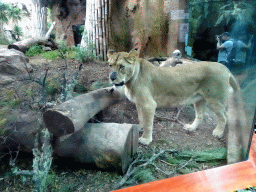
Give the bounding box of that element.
[227,72,248,164]
[229,73,239,92]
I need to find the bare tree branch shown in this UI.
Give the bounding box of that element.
[114,149,178,190]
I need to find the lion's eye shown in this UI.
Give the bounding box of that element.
[119,65,125,70]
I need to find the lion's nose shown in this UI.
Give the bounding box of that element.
[109,72,117,81]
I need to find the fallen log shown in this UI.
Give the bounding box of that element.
[55,123,139,173]
[7,22,56,53]
[3,111,139,173]
[43,87,126,137]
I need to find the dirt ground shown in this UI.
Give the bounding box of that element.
[28,55,226,151]
[1,54,231,191]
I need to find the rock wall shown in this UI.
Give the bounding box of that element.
[52,0,188,58]
[52,0,86,46]
[0,49,32,86]
[110,0,168,57]
[109,0,188,58]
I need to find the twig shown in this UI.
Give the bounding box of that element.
[21,57,49,87]
[175,107,184,119]
[150,163,175,177]
[160,159,175,166]
[114,149,177,190]
[155,114,185,126]
[178,157,193,170]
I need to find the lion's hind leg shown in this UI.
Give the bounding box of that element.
[184,99,206,132]
[208,99,227,138]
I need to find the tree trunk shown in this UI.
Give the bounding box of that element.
[80,0,93,48]
[32,0,47,39]
[43,87,125,137]
[81,0,109,60]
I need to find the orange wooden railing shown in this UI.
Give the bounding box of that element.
[113,133,256,192]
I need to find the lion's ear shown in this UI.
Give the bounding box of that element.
[124,50,139,64]
[124,56,137,64]
[107,49,115,58]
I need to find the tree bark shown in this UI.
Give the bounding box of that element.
[32,0,47,39]
[55,123,139,173]
[80,0,93,48]
[43,87,126,137]
[3,111,139,173]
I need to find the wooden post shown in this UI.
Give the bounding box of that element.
[43,87,125,137]
[98,0,103,58]
[95,2,99,56]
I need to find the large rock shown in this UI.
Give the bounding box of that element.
[0,49,32,82]
[0,74,16,85]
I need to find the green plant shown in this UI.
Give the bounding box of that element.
[75,30,96,63]
[10,128,53,192]
[73,82,88,93]
[25,44,43,57]
[45,75,61,100]
[57,40,69,59]
[41,50,59,60]
[13,25,23,40]
[134,169,155,184]
[73,44,95,63]
[166,148,227,173]
[179,148,227,163]
[215,2,254,27]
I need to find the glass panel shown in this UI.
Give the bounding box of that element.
[187,0,256,161]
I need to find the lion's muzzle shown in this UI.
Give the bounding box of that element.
[109,71,117,81]
[109,71,124,86]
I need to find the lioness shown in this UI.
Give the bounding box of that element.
[108,50,239,145]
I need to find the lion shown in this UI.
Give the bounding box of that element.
[107,50,240,145]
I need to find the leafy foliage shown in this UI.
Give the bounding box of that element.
[215,2,254,26]
[45,75,61,100]
[134,169,155,184]
[57,41,69,59]
[73,45,96,63]
[13,25,23,40]
[41,50,59,60]
[25,44,43,57]
[8,5,23,23]
[178,148,227,163]
[0,2,9,24]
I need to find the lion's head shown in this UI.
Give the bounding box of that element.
[107,50,139,86]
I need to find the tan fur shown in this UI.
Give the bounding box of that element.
[108,50,239,145]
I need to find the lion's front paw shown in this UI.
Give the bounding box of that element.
[183,124,197,131]
[212,128,224,138]
[139,137,152,145]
